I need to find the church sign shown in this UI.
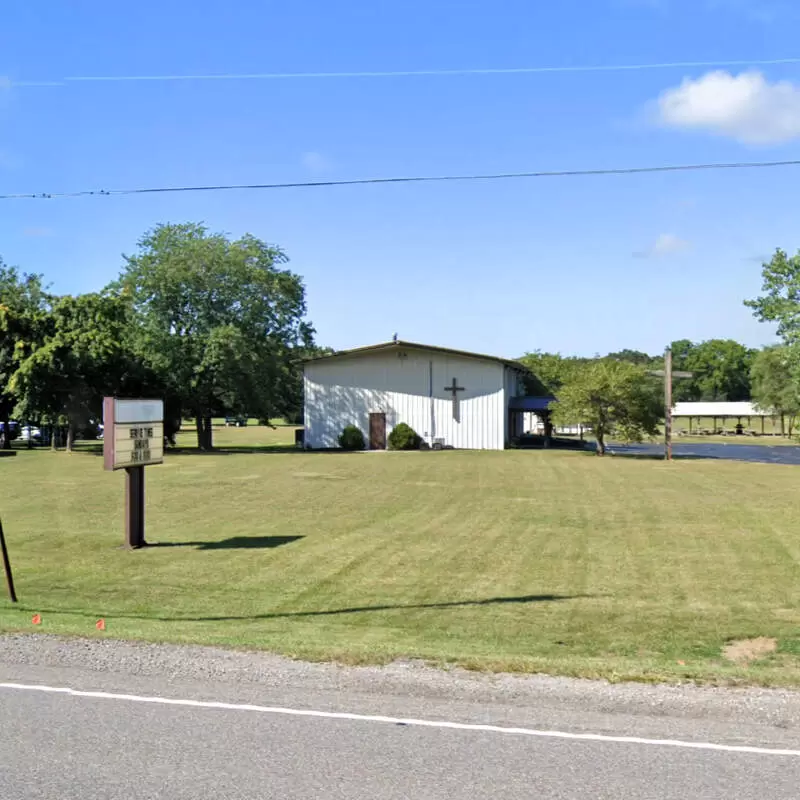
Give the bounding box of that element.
[103,399,164,470]
[103,398,164,549]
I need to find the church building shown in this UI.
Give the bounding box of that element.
[303,340,542,450]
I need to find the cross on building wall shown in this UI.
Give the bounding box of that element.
[445,377,464,421]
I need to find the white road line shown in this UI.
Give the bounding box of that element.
[1,681,798,758]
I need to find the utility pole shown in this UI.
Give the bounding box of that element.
[664,346,673,462]
[648,350,691,463]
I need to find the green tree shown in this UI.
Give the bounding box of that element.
[667,338,754,402]
[518,351,586,395]
[750,345,800,437]
[669,339,699,401]
[276,344,334,425]
[0,263,51,448]
[116,223,313,450]
[745,249,800,343]
[552,359,662,455]
[11,292,135,451]
[685,339,754,401]
[605,349,658,365]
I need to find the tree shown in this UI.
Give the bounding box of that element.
[750,345,800,437]
[745,249,800,343]
[605,349,658,366]
[11,292,136,451]
[685,339,754,401]
[0,263,51,448]
[274,343,334,425]
[552,359,662,455]
[669,339,699,401]
[518,351,586,395]
[667,338,754,402]
[115,223,313,450]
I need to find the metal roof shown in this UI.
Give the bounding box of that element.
[304,340,531,373]
[672,401,773,417]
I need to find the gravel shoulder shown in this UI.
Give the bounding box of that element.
[3,633,800,749]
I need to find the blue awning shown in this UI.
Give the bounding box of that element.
[509,396,556,412]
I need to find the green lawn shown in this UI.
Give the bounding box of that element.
[1,425,799,685]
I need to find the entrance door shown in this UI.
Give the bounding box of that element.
[369,412,387,450]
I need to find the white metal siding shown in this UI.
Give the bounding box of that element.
[502,366,522,444]
[304,349,505,450]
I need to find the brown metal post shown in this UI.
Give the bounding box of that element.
[0,518,18,602]
[664,347,673,461]
[125,466,146,549]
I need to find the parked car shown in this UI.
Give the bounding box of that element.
[225,416,248,427]
[19,425,42,443]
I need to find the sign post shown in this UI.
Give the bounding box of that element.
[0,518,17,603]
[103,398,164,549]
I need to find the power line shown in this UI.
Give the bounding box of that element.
[11,56,800,87]
[3,159,800,201]
[6,160,800,200]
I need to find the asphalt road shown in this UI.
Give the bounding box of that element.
[1,637,800,799]
[609,441,800,464]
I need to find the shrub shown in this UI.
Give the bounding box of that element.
[339,425,366,450]
[388,422,422,451]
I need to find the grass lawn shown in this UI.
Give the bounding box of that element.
[1,424,799,686]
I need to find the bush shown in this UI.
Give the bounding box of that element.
[339,425,366,450]
[388,422,422,451]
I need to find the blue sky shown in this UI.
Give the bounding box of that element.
[2,0,799,357]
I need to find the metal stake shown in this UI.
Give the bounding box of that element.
[0,518,18,602]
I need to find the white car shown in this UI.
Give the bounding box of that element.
[19,426,42,443]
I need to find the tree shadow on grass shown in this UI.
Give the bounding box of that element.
[78,445,359,457]
[579,444,717,461]
[20,593,595,624]
[588,452,716,461]
[166,446,309,456]
[147,535,304,550]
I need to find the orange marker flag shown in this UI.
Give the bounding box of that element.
[32,614,41,625]
[95,619,106,631]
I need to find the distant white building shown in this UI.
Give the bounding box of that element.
[671,402,772,419]
[303,340,531,450]
[522,415,583,436]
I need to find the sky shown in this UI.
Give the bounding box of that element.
[1,0,799,358]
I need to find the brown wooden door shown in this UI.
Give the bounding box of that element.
[369,413,387,450]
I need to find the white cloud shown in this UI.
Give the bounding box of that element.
[302,151,333,177]
[656,70,800,144]
[634,233,691,258]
